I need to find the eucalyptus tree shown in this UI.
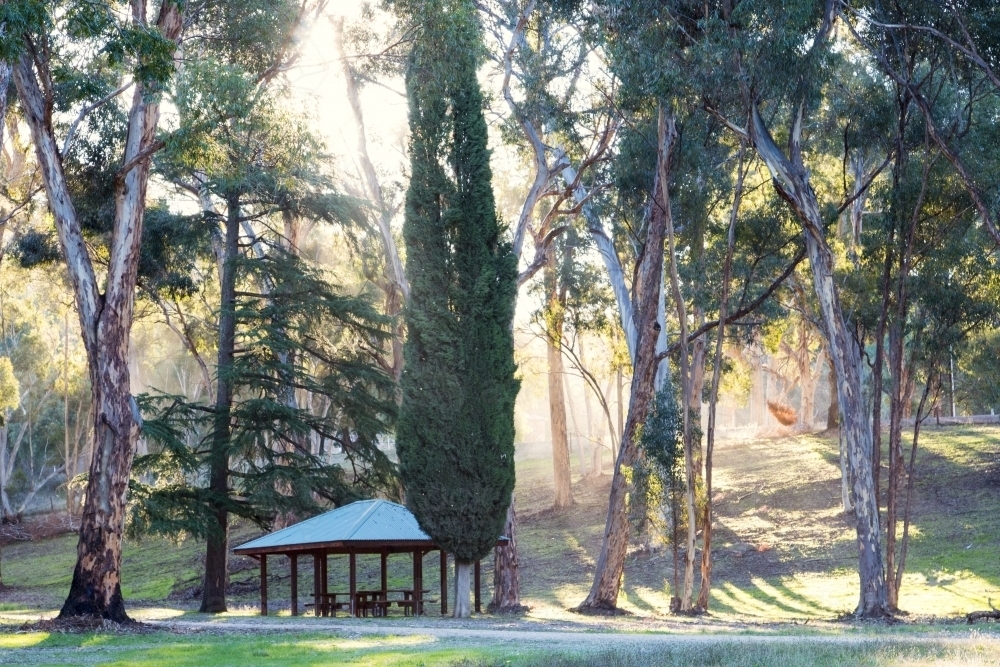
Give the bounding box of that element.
[588,0,904,616]
[481,0,676,613]
[840,0,1000,248]
[596,0,894,616]
[2,0,183,621]
[332,13,409,382]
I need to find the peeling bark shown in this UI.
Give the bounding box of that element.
[11,0,183,622]
[748,105,888,617]
[488,497,524,613]
[576,112,673,612]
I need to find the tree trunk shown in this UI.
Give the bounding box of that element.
[885,324,905,610]
[688,325,707,474]
[749,105,888,617]
[489,497,524,613]
[12,0,183,622]
[696,142,744,611]
[548,328,572,509]
[576,112,673,613]
[58,332,141,621]
[200,196,240,614]
[546,249,572,508]
[333,16,407,380]
[453,559,472,618]
[827,351,839,429]
[894,370,933,604]
[795,307,819,432]
[667,208,698,613]
[838,425,854,514]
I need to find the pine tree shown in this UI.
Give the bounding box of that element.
[396,0,519,619]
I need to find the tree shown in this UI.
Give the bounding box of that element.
[129,47,398,613]
[3,0,183,620]
[576,110,674,612]
[396,0,520,618]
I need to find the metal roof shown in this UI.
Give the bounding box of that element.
[233,499,433,554]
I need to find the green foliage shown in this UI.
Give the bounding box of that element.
[11,231,61,269]
[0,357,19,413]
[958,331,1000,414]
[130,248,399,539]
[397,0,520,563]
[0,1,47,62]
[632,380,684,546]
[639,384,682,476]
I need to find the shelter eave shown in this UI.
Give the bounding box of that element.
[233,539,438,557]
[233,536,510,557]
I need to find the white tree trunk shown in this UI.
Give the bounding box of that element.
[749,105,887,617]
[453,560,472,618]
[839,427,854,514]
[558,158,637,363]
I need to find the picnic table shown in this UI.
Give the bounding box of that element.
[387,589,433,616]
[310,589,435,617]
[309,592,352,617]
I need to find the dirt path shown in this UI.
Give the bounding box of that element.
[145,617,999,647]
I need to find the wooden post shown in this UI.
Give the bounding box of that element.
[440,549,448,616]
[290,554,298,616]
[313,552,321,617]
[322,553,328,599]
[349,550,357,616]
[474,559,481,614]
[380,549,388,597]
[260,555,268,616]
[413,549,423,615]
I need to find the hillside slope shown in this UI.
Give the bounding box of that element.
[1,426,997,622]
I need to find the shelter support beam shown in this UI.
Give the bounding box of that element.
[413,549,424,615]
[440,550,448,616]
[313,552,321,617]
[349,551,357,616]
[290,554,298,616]
[475,559,481,614]
[380,549,388,599]
[322,553,328,600]
[260,555,268,616]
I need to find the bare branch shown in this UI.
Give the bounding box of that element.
[62,81,134,157]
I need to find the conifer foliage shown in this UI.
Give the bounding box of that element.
[396,0,520,618]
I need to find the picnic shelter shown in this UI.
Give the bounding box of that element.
[232,499,498,617]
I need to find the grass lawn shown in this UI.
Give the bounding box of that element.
[1,630,1000,666]
[1,425,998,637]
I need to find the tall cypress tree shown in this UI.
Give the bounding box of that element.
[396,0,519,618]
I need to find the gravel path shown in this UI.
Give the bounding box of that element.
[144,617,1000,647]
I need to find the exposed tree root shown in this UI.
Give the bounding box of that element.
[20,616,151,634]
[571,603,632,616]
[966,599,1000,624]
[486,603,530,615]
